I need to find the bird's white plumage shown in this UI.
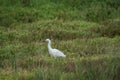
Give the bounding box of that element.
[45,39,66,58]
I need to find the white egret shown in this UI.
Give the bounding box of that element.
[45,39,66,58]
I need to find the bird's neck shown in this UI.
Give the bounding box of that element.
[48,40,52,50]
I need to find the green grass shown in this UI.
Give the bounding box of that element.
[0,0,120,80]
[0,0,120,27]
[0,20,120,80]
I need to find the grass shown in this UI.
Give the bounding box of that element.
[0,53,120,80]
[0,19,120,80]
[0,0,120,27]
[0,0,120,80]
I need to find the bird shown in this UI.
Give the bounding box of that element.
[45,39,66,58]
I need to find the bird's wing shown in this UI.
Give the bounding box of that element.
[52,49,66,57]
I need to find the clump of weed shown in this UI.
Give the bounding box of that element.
[93,21,120,37]
[63,61,76,73]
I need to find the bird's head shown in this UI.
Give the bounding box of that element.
[45,39,51,42]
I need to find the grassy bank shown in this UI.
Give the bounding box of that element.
[0,20,120,80]
[0,0,120,80]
